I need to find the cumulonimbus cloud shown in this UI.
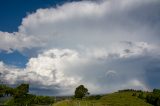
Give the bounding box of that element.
[1,0,160,52]
[0,42,157,95]
[0,0,160,95]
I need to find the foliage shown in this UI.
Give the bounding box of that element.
[138,92,145,99]
[33,96,55,105]
[153,89,160,94]
[54,91,152,106]
[118,89,143,93]
[0,84,14,97]
[5,94,35,106]
[86,95,102,100]
[14,83,29,98]
[146,89,160,106]
[0,84,55,106]
[132,93,137,96]
[74,85,89,99]
[5,94,55,106]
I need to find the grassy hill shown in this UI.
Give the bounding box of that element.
[1,83,158,106]
[0,96,12,105]
[53,91,153,106]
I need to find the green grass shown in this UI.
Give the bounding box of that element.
[53,91,153,106]
[0,97,13,105]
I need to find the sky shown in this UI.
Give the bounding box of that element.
[0,0,160,96]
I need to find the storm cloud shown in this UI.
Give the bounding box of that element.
[0,0,160,95]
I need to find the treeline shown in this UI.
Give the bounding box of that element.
[0,84,55,106]
[129,89,160,106]
[146,89,160,106]
[1,84,160,106]
[118,88,160,106]
[118,89,144,93]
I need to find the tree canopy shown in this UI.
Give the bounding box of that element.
[74,85,89,99]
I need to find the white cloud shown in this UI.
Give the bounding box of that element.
[0,32,42,52]
[0,42,156,94]
[0,49,83,95]
[25,49,81,87]
[1,0,160,52]
[0,0,160,95]
[18,0,160,50]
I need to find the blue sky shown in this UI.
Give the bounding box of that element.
[0,0,160,95]
[0,51,28,67]
[0,0,80,32]
[0,0,79,67]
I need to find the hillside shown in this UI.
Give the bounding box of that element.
[1,83,159,106]
[53,91,152,106]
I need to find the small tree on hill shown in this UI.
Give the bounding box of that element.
[74,85,89,99]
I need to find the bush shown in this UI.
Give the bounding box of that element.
[138,92,145,99]
[33,96,55,105]
[146,89,160,106]
[6,94,35,106]
[132,93,136,96]
[86,95,102,100]
[0,84,54,105]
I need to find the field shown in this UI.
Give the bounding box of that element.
[53,91,152,106]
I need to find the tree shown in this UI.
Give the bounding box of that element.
[146,89,160,106]
[74,85,89,99]
[14,83,29,98]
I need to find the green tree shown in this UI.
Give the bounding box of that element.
[74,85,89,99]
[146,89,160,106]
[14,83,29,98]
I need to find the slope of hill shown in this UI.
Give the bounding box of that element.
[0,96,12,105]
[53,91,152,106]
